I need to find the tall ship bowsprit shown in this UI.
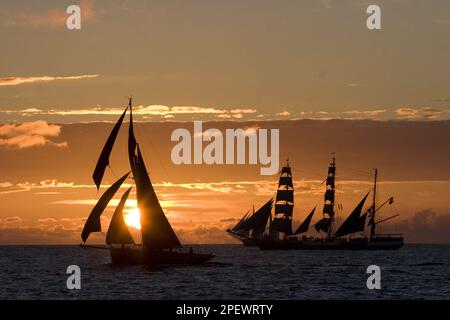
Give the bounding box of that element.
[81,98,214,266]
[226,200,273,246]
[243,156,404,250]
[226,159,316,246]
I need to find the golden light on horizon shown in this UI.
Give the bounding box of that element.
[124,208,141,230]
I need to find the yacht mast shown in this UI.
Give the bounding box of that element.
[369,168,378,240]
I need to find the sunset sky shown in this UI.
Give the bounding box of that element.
[1,0,449,244]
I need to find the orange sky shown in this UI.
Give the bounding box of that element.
[0,1,450,244]
[1,120,450,244]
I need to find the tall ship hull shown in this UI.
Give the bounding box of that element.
[251,156,404,251]
[254,236,403,250]
[226,230,257,246]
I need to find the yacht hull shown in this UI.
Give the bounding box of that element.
[110,247,214,266]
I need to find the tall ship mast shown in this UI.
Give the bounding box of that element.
[81,98,214,266]
[269,160,295,239]
[314,155,336,239]
[253,155,404,250]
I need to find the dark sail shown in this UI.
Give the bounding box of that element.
[276,189,294,203]
[231,210,250,232]
[334,193,369,238]
[82,172,130,242]
[356,212,368,232]
[270,218,293,235]
[281,166,291,175]
[128,99,137,170]
[133,146,182,250]
[106,187,135,245]
[294,207,316,235]
[314,217,331,233]
[278,176,293,188]
[271,160,295,235]
[92,108,127,190]
[316,155,337,236]
[240,199,273,233]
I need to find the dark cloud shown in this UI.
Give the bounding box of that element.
[177,225,233,244]
[394,210,450,243]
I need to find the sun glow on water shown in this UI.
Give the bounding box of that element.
[124,208,141,230]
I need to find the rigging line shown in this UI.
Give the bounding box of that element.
[108,164,118,180]
[339,165,373,177]
[292,168,326,179]
[134,119,172,184]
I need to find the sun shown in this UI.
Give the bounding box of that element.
[124,208,141,230]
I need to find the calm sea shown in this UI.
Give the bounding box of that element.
[0,244,449,300]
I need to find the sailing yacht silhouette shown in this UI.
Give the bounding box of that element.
[81,98,214,266]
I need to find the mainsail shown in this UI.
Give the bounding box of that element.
[334,192,369,238]
[270,161,294,235]
[133,145,182,250]
[81,172,130,242]
[106,187,135,245]
[92,108,128,190]
[128,98,137,170]
[314,156,336,236]
[294,207,316,235]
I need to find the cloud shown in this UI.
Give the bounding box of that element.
[0,75,99,87]
[276,111,291,117]
[341,109,387,119]
[395,107,450,120]
[177,225,232,244]
[295,109,387,120]
[2,216,22,223]
[0,179,91,195]
[2,105,257,120]
[4,105,450,122]
[346,83,363,87]
[2,0,95,28]
[0,121,67,149]
[394,210,450,243]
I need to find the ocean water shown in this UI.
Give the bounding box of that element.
[0,244,449,300]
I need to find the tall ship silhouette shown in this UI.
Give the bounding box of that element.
[81,98,214,265]
[229,155,404,250]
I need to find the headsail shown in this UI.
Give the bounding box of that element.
[314,217,331,233]
[92,108,128,190]
[231,210,250,233]
[294,207,316,235]
[81,172,130,242]
[133,145,182,250]
[356,212,368,232]
[240,199,273,235]
[334,192,369,238]
[270,160,295,235]
[106,187,135,245]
